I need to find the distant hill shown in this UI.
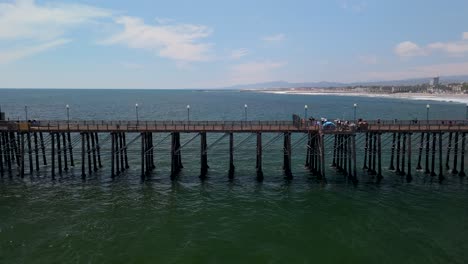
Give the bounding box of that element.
[220,75,468,90]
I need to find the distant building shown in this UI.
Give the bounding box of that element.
[430,76,440,86]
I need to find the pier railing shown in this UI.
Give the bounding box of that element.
[1,120,468,132]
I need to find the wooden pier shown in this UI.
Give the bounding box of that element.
[0,119,467,183]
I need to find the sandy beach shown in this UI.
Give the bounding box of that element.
[256,90,468,104]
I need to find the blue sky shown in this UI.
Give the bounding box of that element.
[0,0,468,88]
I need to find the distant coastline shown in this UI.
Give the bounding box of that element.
[245,89,468,104]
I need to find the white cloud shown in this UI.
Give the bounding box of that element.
[102,16,214,62]
[0,0,111,41]
[0,0,111,63]
[361,62,468,81]
[230,48,249,59]
[394,41,425,57]
[229,61,285,84]
[358,55,378,65]
[395,33,468,58]
[0,38,70,64]
[262,33,285,42]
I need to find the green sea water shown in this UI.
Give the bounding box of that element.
[0,89,467,263]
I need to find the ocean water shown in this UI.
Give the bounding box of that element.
[0,89,467,263]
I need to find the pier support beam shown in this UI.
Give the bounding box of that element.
[459,132,466,177]
[439,132,444,182]
[395,133,401,175]
[57,133,62,175]
[389,133,396,170]
[62,133,68,172]
[352,134,357,183]
[40,132,47,165]
[51,133,55,179]
[406,133,412,182]
[68,132,74,167]
[0,132,4,177]
[81,133,86,179]
[33,132,39,172]
[425,132,430,174]
[400,133,406,176]
[256,132,263,181]
[363,133,369,170]
[122,133,128,169]
[431,132,437,177]
[27,132,33,175]
[283,132,292,179]
[96,133,102,168]
[229,133,235,179]
[200,132,208,179]
[377,133,383,181]
[446,132,452,170]
[86,133,92,175]
[416,133,423,170]
[452,132,459,175]
[91,133,97,172]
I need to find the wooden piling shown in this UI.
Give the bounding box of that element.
[96,133,102,168]
[395,133,401,175]
[86,133,92,175]
[343,135,348,176]
[33,132,39,172]
[68,132,74,167]
[377,133,382,180]
[20,133,25,178]
[51,133,55,179]
[140,132,144,180]
[363,132,369,170]
[5,132,12,173]
[446,132,452,170]
[459,132,466,177]
[91,132,97,172]
[332,134,337,167]
[40,132,47,165]
[81,133,86,179]
[62,133,68,172]
[352,134,357,183]
[431,132,437,177]
[400,133,406,176]
[452,132,459,175]
[57,133,62,175]
[389,133,396,170]
[320,133,326,181]
[111,133,116,178]
[200,132,208,179]
[406,133,412,182]
[371,133,377,175]
[122,133,128,169]
[256,132,263,181]
[416,133,423,170]
[439,132,444,181]
[229,132,235,179]
[425,132,430,174]
[283,132,292,179]
[27,132,33,175]
[367,132,373,173]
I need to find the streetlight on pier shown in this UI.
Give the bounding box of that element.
[24,106,28,121]
[244,104,248,121]
[135,103,139,125]
[187,105,190,121]
[426,104,430,124]
[304,105,308,120]
[66,104,70,129]
[353,103,358,123]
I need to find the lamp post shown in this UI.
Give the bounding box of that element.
[66,104,70,129]
[353,103,357,123]
[25,106,28,121]
[135,103,139,125]
[304,105,308,120]
[244,104,248,121]
[187,105,190,121]
[426,104,430,124]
